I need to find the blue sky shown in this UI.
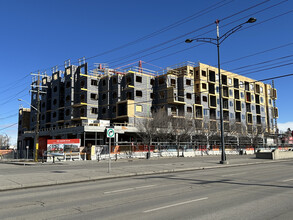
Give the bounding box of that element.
[0,0,292,145]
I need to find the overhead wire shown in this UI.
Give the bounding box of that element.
[2,1,290,113]
[229,54,293,71]
[143,9,293,66]
[0,123,18,132]
[26,0,233,75]
[0,114,18,120]
[110,0,288,68]
[85,0,233,61]
[27,0,272,74]
[0,0,235,104]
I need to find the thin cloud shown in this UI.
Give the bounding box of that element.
[278,122,293,132]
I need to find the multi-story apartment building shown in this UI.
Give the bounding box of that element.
[17,61,278,157]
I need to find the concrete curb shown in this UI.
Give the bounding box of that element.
[0,159,285,192]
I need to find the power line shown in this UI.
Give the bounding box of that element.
[27,0,233,75]
[0,87,29,106]
[110,1,289,69]
[0,114,18,120]
[28,0,272,75]
[229,54,293,71]
[142,10,293,66]
[85,0,233,61]
[222,42,293,65]
[241,61,293,76]
[0,123,18,132]
[108,0,276,67]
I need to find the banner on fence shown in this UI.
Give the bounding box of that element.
[47,139,81,154]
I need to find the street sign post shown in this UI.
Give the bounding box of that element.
[106,128,115,173]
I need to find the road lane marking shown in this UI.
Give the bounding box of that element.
[282,178,293,182]
[143,197,208,213]
[221,172,247,177]
[104,185,156,194]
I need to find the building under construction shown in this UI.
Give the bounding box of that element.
[17,60,278,157]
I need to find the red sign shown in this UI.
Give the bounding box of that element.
[47,139,81,154]
[47,139,80,144]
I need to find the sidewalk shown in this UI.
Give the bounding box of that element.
[0,155,282,191]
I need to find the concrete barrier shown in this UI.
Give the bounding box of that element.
[273,149,293,160]
[256,151,273,159]
[256,149,293,160]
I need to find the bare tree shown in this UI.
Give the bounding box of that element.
[136,110,170,158]
[0,134,10,149]
[246,124,266,153]
[169,116,194,157]
[229,120,247,148]
[201,117,219,150]
[193,119,206,147]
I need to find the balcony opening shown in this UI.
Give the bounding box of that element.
[150,79,154,85]
[187,106,192,113]
[256,105,261,114]
[195,106,203,118]
[195,94,201,104]
[223,86,229,97]
[246,103,251,112]
[235,100,241,111]
[195,71,200,79]
[210,108,216,120]
[257,115,261,124]
[245,81,249,91]
[209,70,216,82]
[90,93,98,100]
[247,113,252,124]
[236,112,241,122]
[223,110,229,121]
[91,79,98,86]
[233,78,239,88]
[117,102,127,116]
[222,75,227,85]
[136,90,142,97]
[209,83,215,94]
[136,76,142,83]
[255,94,260,104]
[246,92,251,102]
[234,89,240,99]
[255,84,260,93]
[223,98,229,109]
[171,79,176,86]
[209,95,217,108]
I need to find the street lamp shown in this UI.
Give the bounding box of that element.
[185,18,256,164]
[18,98,40,162]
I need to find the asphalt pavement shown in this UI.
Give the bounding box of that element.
[0,155,284,191]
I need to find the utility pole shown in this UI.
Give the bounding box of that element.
[272,80,278,147]
[34,71,40,162]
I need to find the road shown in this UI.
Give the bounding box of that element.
[1,160,293,220]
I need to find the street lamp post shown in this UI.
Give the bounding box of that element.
[185,18,256,164]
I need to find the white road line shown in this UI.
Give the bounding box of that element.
[104,185,156,194]
[282,178,293,182]
[221,172,247,177]
[143,197,208,213]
